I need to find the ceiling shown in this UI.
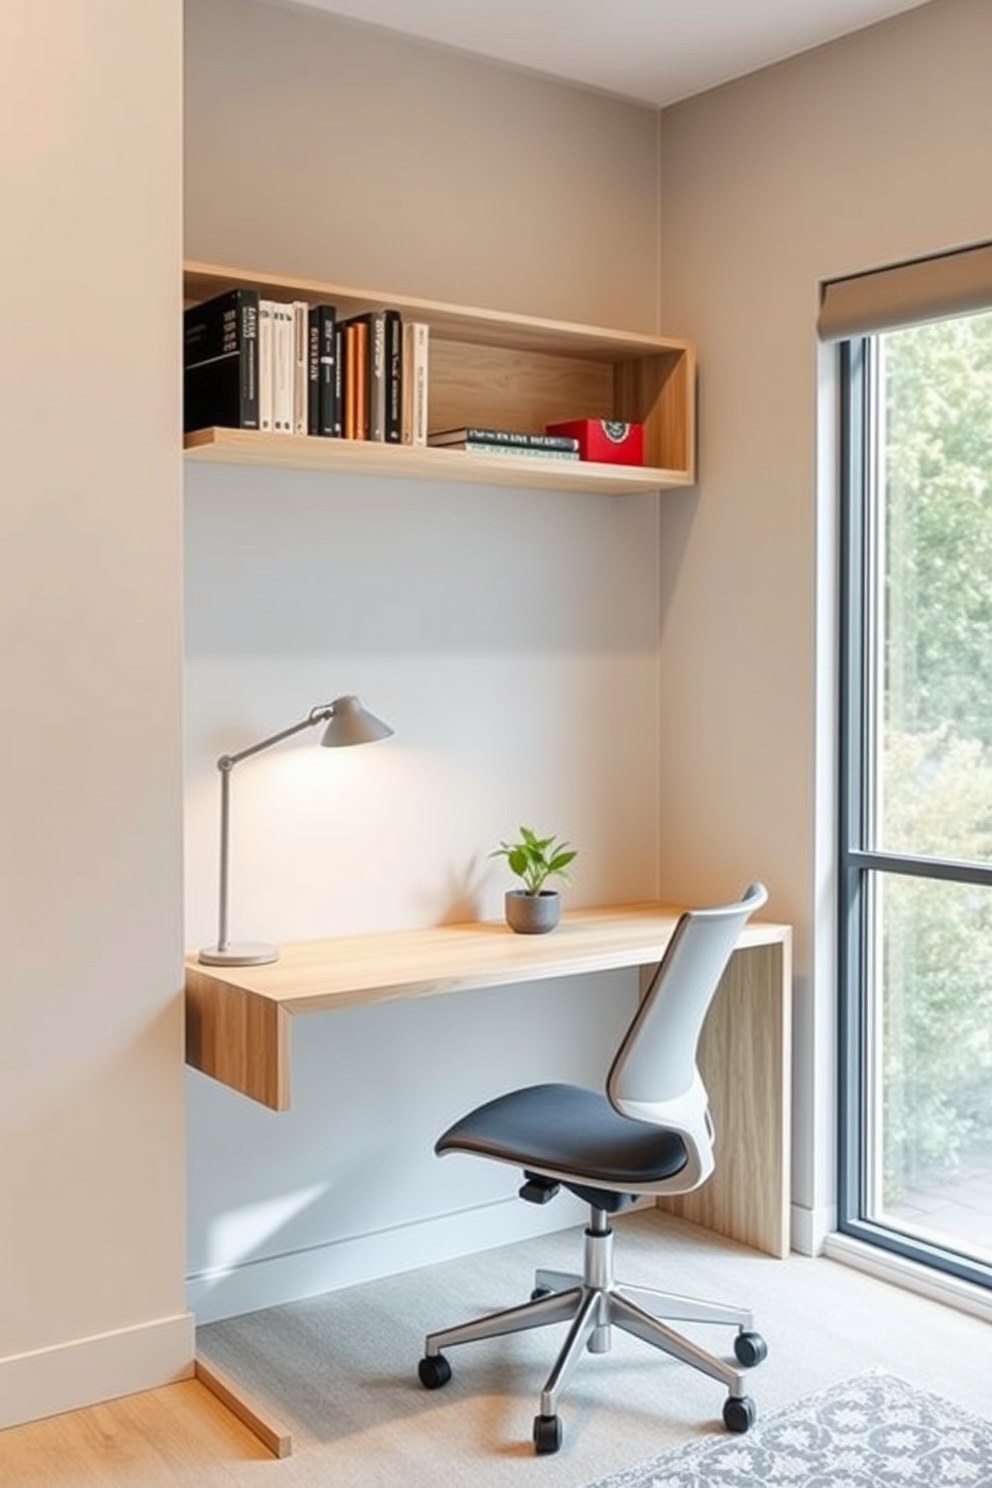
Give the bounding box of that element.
[287,0,932,107]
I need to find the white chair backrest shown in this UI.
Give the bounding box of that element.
[606,883,768,1191]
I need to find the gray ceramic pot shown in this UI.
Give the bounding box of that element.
[505,889,561,934]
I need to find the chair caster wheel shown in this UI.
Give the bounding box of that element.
[533,1413,562,1454]
[723,1394,756,1433]
[734,1330,768,1367]
[418,1354,452,1390]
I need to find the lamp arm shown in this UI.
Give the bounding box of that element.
[212,705,332,955]
[218,705,333,771]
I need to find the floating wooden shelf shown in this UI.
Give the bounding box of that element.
[183,261,696,494]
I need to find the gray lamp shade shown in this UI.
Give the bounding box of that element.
[320,694,394,748]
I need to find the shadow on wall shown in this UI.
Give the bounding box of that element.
[186,971,638,1323]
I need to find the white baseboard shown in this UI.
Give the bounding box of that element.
[0,1312,195,1432]
[824,1231,992,1324]
[188,1192,589,1325]
[790,1200,836,1257]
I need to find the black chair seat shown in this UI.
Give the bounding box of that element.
[436,1081,688,1188]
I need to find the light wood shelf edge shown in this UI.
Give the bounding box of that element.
[184,427,692,494]
[186,967,292,1111]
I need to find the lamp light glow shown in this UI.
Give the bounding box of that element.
[198,694,392,967]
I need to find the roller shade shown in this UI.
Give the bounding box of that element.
[818,241,992,341]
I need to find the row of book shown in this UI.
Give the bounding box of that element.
[183,287,429,445]
[183,285,619,466]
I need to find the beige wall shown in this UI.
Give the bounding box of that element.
[656,0,992,1244]
[0,0,190,1428]
[185,0,662,329]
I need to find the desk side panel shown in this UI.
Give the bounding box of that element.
[658,938,792,1257]
[185,967,291,1110]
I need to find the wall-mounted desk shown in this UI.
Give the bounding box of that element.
[185,902,792,1257]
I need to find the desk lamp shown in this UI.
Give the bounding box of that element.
[198,694,392,967]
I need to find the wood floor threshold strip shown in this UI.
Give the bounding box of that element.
[194,1355,293,1458]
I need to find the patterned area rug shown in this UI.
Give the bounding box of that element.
[582,1373,992,1487]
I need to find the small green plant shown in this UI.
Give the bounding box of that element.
[490,826,577,896]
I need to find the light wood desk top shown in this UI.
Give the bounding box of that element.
[185,903,792,1256]
[184,905,789,1093]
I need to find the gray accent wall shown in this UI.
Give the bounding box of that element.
[183,0,667,1320]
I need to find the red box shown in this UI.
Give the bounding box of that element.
[545,419,644,466]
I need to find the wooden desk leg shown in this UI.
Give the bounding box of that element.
[656,940,792,1257]
[195,1357,293,1457]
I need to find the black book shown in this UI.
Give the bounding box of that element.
[384,309,403,444]
[333,322,344,438]
[307,303,338,436]
[427,425,579,452]
[184,288,259,433]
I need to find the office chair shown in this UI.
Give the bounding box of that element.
[417,882,770,1454]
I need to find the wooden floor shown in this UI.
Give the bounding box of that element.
[0,1379,270,1488]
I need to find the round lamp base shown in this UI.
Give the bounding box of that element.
[198,941,280,967]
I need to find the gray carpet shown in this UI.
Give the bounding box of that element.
[196,1210,992,1488]
[582,1372,992,1488]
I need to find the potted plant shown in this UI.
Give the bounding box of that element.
[491,826,577,934]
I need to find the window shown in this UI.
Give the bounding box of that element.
[838,303,992,1286]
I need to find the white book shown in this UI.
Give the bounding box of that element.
[292,300,308,436]
[401,321,429,446]
[258,299,275,432]
[272,303,294,433]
